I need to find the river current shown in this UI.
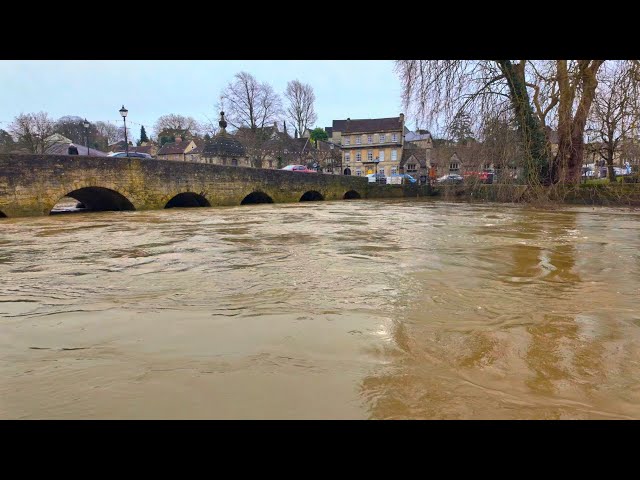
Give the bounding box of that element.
[1,199,639,419]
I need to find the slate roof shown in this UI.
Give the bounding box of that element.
[332,117,403,134]
[405,130,432,142]
[202,132,246,157]
[157,140,198,155]
[46,142,108,157]
[400,148,428,168]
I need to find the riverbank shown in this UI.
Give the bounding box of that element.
[430,183,640,206]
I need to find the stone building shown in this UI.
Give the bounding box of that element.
[328,114,407,176]
[200,112,251,167]
[400,145,429,181]
[156,138,197,162]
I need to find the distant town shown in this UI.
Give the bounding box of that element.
[1,69,639,186]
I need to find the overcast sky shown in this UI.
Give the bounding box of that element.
[0,60,422,140]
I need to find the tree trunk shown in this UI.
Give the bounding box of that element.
[607,145,617,182]
[497,60,550,185]
[553,60,604,184]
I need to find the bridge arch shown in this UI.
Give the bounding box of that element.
[0,210,6,218]
[50,187,135,214]
[343,190,361,200]
[241,191,274,205]
[300,191,324,202]
[165,192,211,208]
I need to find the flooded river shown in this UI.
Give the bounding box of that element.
[1,199,639,419]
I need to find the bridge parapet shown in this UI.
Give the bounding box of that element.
[0,154,371,217]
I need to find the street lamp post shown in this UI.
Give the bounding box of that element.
[119,105,129,157]
[83,118,90,156]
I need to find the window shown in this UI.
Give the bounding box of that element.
[449,162,459,172]
[367,150,373,161]
[392,133,397,142]
[379,150,385,161]
[232,158,238,166]
[344,137,350,146]
[378,168,385,175]
[391,167,397,175]
[222,158,227,165]
[391,149,397,161]
[483,163,491,170]
[367,135,373,144]
[268,160,273,168]
[345,152,350,162]
[407,163,417,172]
[356,152,362,162]
[356,136,361,145]
[380,134,386,143]
[356,169,362,176]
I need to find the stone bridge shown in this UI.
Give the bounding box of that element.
[0,154,375,218]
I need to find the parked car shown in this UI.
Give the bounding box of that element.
[108,152,153,159]
[464,171,494,184]
[437,174,464,184]
[581,167,595,178]
[281,164,315,173]
[396,173,417,183]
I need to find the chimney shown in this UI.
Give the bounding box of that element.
[273,121,278,132]
[346,118,351,130]
[175,137,182,143]
[399,113,405,125]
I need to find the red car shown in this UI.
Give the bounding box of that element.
[281,164,316,173]
[464,171,494,184]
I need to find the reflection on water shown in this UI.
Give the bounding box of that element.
[1,200,639,419]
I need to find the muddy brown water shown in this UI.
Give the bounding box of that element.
[1,199,639,419]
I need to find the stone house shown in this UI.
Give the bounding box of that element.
[400,145,429,181]
[156,138,197,162]
[329,114,407,177]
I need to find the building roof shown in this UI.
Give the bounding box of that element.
[430,144,485,167]
[400,148,428,168]
[46,133,73,144]
[332,116,404,134]
[45,142,108,157]
[157,140,194,155]
[316,139,337,152]
[405,130,432,142]
[130,145,155,155]
[202,132,246,157]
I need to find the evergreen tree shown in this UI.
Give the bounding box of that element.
[309,127,328,143]
[140,125,149,143]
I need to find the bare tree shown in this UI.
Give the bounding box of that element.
[284,80,317,137]
[8,112,57,153]
[587,62,639,182]
[153,114,201,139]
[395,60,609,185]
[200,113,220,138]
[94,121,120,144]
[219,72,282,130]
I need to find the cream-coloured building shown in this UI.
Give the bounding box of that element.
[329,114,406,176]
